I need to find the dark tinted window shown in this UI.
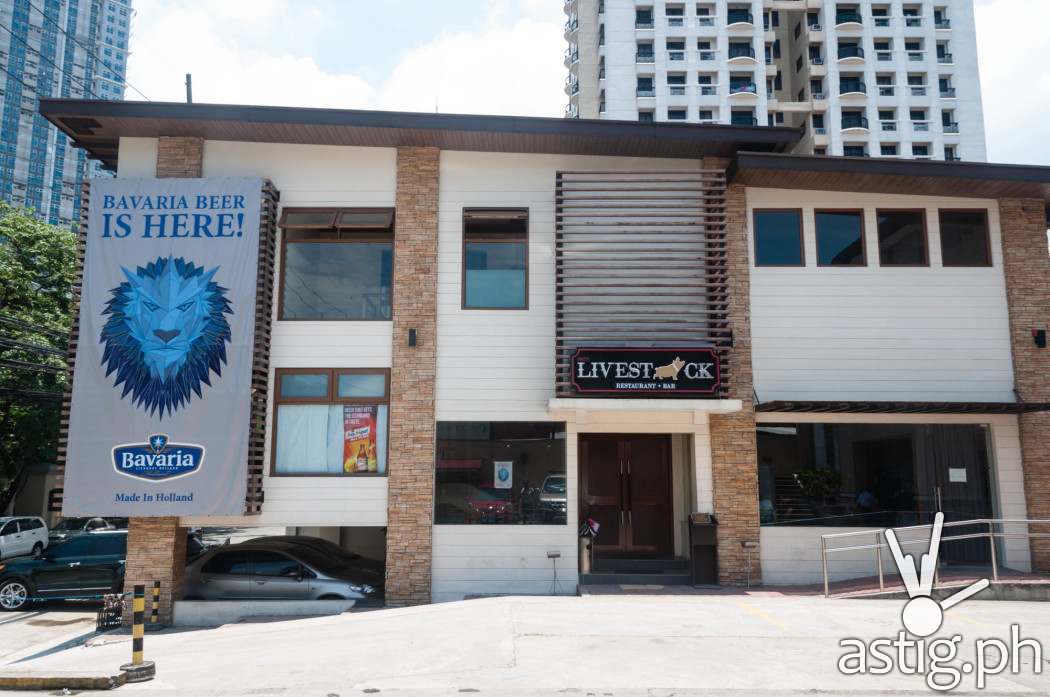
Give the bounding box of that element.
[0,521,16,536]
[753,210,803,266]
[877,210,927,265]
[90,535,127,556]
[251,551,301,577]
[939,210,991,266]
[463,210,528,310]
[25,519,44,530]
[815,211,865,266]
[86,519,108,530]
[202,551,252,575]
[281,241,393,320]
[51,537,93,558]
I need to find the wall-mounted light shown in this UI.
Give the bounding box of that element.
[408,328,417,347]
[1034,328,1047,349]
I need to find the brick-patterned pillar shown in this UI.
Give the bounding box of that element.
[385,147,440,605]
[705,162,760,586]
[120,136,204,624]
[998,198,1050,572]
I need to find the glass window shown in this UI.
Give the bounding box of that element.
[757,423,993,532]
[435,422,567,525]
[51,537,92,558]
[0,521,15,536]
[279,208,394,321]
[939,210,991,267]
[877,210,928,265]
[251,551,301,577]
[89,535,127,556]
[753,209,804,266]
[815,210,865,266]
[273,369,389,476]
[202,551,252,575]
[462,209,528,309]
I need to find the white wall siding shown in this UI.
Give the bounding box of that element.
[116,137,157,177]
[748,189,1013,403]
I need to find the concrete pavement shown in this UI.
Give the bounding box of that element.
[3,594,1049,695]
[0,603,96,665]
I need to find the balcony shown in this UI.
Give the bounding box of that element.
[937,53,953,64]
[564,17,579,34]
[636,52,655,64]
[727,45,757,61]
[696,16,715,28]
[808,23,823,32]
[636,88,656,98]
[910,85,927,97]
[729,82,758,95]
[731,115,759,126]
[841,115,870,130]
[907,51,926,62]
[667,16,685,28]
[905,16,923,27]
[943,121,960,134]
[835,10,863,26]
[814,126,827,135]
[936,19,952,29]
[878,85,895,97]
[912,120,931,133]
[873,16,891,28]
[667,50,686,62]
[876,50,893,62]
[668,85,687,96]
[699,84,718,96]
[727,9,754,26]
[635,20,655,29]
[811,92,827,100]
[565,49,579,66]
[839,80,867,95]
[940,87,957,98]
[880,120,897,132]
[810,56,825,65]
[837,45,865,61]
[697,49,717,61]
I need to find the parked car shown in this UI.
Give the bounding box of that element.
[249,535,383,588]
[538,473,568,523]
[48,517,120,544]
[183,538,379,602]
[0,517,49,560]
[0,530,127,610]
[185,530,209,563]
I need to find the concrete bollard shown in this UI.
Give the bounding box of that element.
[119,584,156,682]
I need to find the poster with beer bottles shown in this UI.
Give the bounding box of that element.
[343,405,379,473]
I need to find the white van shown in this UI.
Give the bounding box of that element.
[0,517,49,560]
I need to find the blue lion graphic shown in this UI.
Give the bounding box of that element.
[100,256,233,418]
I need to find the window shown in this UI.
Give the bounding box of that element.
[279,207,394,321]
[877,210,928,265]
[272,368,390,476]
[939,210,991,267]
[202,551,252,575]
[435,422,567,525]
[0,521,15,536]
[753,209,804,266]
[757,423,993,529]
[252,551,302,577]
[668,108,687,120]
[880,144,899,156]
[51,536,93,558]
[462,208,528,309]
[815,210,865,266]
[90,535,127,556]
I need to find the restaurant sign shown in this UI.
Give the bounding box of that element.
[570,347,721,396]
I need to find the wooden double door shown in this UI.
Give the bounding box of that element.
[579,434,673,557]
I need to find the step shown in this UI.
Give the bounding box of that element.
[580,572,692,586]
[592,557,689,574]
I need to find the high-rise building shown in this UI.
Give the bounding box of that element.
[565,0,986,161]
[0,0,133,227]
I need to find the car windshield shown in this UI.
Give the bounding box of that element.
[282,545,355,575]
[472,488,510,501]
[52,518,89,532]
[543,476,567,494]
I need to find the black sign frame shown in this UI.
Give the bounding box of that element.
[569,347,721,397]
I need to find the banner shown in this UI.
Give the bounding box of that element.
[64,178,263,516]
[343,405,379,473]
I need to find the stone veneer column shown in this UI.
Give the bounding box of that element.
[704,159,760,586]
[384,147,440,605]
[998,198,1050,572]
[121,136,203,624]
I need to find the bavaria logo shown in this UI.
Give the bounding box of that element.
[112,433,205,481]
[100,256,233,418]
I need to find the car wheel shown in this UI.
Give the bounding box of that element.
[31,542,43,556]
[0,579,30,611]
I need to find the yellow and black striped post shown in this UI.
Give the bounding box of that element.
[131,585,145,665]
[150,582,160,624]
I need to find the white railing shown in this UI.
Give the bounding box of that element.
[820,518,1050,598]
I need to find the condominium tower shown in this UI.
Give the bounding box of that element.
[0,0,133,226]
[564,0,987,161]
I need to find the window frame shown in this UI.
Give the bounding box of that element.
[814,208,867,267]
[752,208,805,267]
[876,208,930,267]
[938,208,993,268]
[277,207,396,322]
[270,367,391,478]
[461,207,530,311]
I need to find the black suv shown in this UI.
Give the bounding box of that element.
[0,531,127,610]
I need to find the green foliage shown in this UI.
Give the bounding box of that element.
[0,203,77,485]
[795,468,842,499]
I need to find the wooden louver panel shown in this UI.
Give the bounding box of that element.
[554,170,730,397]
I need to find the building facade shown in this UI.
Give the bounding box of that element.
[565,0,986,162]
[0,0,132,226]
[41,100,1049,621]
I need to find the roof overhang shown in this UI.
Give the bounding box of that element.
[755,400,1050,415]
[730,152,1050,216]
[38,99,801,171]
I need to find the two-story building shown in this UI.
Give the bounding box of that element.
[40,99,1050,621]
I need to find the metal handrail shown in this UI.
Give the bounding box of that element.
[821,518,1050,597]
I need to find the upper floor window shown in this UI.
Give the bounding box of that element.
[753,209,804,266]
[815,210,865,266]
[278,208,394,321]
[939,210,991,267]
[877,210,928,266]
[462,208,528,309]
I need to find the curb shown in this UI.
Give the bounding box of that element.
[0,670,128,691]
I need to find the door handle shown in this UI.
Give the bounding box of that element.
[67,562,81,567]
[254,580,266,585]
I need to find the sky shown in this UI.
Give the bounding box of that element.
[124,0,1049,166]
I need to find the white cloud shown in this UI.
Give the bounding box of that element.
[975,0,1050,164]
